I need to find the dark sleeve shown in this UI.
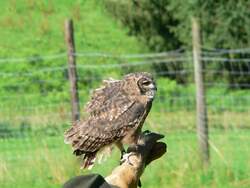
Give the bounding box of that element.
[62,174,118,188]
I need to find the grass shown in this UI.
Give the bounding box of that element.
[0,0,146,95]
[0,0,144,56]
[0,129,250,188]
[0,0,250,187]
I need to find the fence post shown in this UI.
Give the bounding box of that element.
[64,19,80,124]
[192,17,209,166]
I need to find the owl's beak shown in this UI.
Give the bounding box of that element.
[148,83,157,91]
[147,83,157,99]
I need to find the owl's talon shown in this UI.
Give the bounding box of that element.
[120,153,134,166]
[143,130,151,134]
[138,179,142,187]
[120,149,126,160]
[120,150,126,164]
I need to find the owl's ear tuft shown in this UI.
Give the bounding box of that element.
[103,77,119,85]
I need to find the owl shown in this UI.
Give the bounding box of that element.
[64,72,157,169]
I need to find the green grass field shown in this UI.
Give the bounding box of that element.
[1,0,250,187]
[1,98,250,188]
[1,128,250,188]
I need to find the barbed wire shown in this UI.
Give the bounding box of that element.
[1,57,248,78]
[203,70,250,75]
[0,56,192,77]
[201,51,250,56]
[0,49,185,64]
[201,57,250,63]
[74,49,185,59]
[77,57,192,69]
[0,53,67,64]
[0,48,249,126]
[204,83,250,88]
[201,47,250,53]
[0,46,249,64]
[1,55,249,78]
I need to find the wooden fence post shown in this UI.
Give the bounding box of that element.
[64,19,80,124]
[192,17,209,166]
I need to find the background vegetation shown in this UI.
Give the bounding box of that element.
[104,0,250,87]
[0,0,250,188]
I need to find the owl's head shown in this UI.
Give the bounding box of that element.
[124,72,157,100]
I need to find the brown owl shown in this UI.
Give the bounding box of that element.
[64,72,157,169]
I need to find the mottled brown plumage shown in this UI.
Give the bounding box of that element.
[64,72,157,169]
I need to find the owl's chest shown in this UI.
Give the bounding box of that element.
[121,101,152,144]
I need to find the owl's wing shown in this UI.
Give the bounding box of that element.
[64,100,145,153]
[85,78,121,114]
[85,78,131,121]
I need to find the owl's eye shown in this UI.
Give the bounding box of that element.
[142,80,151,85]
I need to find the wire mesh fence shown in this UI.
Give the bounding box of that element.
[1,48,249,127]
[0,48,250,186]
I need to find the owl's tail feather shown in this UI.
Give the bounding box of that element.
[74,150,97,169]
[80,152,97,170]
